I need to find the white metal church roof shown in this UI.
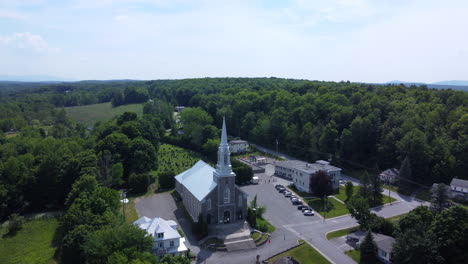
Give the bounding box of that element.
[175,160,217,201]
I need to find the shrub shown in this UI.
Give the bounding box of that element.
[256,222,268,232]
[7,213,25,235]
[159,171,176,189]
[128,173,150,194]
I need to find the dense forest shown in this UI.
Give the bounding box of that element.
[0,77,467,263]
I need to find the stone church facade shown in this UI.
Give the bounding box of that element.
[175,118,248,225]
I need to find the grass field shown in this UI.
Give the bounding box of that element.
[305,197,349,218]
[0,218,58,264]
[256,217,276,233]
[335,185,397,205]
[326,226,359,240]
[415,189,432,202]
[268,241,331,264]
[345,249,360,262]
[64,102,143,126]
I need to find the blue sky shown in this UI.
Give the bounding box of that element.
[0,0,467,82]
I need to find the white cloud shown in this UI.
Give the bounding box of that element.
[114,15,128,21]
[0,11,27,20]
[0,32,50,53]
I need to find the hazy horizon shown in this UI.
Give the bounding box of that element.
[1,0,467,83]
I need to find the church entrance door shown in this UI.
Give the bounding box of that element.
[223,210,230,223]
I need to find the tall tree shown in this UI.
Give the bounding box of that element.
[347,195,372,228]
[430,206,468,263]
[310,170,334,202]
[399,156,412,193]
[430,183,449,214]
[392,226,442,264]
[345,181,354,201]
[370,174,383,206]
[359,171,372,199]
[359,231,379,264]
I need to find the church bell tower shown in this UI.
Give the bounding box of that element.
[214,117,236,224]
[213,117,235,179]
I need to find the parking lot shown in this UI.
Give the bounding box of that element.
[241,178,321,227]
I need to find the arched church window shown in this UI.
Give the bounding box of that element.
[224,153,228,165]
[224,188,230,203]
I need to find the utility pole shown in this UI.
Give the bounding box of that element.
[121,189,132,221]
[276,139,279,156]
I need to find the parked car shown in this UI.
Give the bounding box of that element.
[278,187,286,193]
[293,200,303,205]
[301,206,311,212]
[275,184,284,190]
[290,195,297,200]
[303,210,315,216]
[297,205,307,210]
[291,197,298,202]
[284,192,292,198]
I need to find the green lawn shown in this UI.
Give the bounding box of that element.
[326,226,359,240]
[415,189,432,202]
[256,217,276,233]
[335,185,397,205]
[386,213,408,224]
[305,197,349,218]
[0,218,59,264]
[345,249,360,262]
[251,232,262,240]
[268,242,331,264]
[64,102,143,126]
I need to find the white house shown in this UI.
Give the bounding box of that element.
[380,168,399,184]
[133,216,188,256]
[449,178,468,201]
[275,160,341,193]
[229,140,249,154]
[346,231,395,264]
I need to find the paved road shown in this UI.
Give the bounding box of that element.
[253,144,298,161]
[135,159,428,264]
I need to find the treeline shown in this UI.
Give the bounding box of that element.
[2,77,467,188]
[147,78,467,188]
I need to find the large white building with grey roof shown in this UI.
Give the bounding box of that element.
[175,118,248,225]
[133,216,188,256]
[275,159,341,193]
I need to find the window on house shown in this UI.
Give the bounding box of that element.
[159,243,163,248]
[224,188,230,203]
[157,232,164,238]
[170,241,175,247]
[207,199,211,210]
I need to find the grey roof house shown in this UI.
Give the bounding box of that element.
[346,231,395,264]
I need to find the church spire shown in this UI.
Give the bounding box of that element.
[214,116,234,177]
[220,116,228,147]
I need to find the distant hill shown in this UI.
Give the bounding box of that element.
[0,75,74,82]
[385,80,468,92]
[431,80,468,86]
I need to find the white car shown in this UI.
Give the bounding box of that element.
[303,210,315,216]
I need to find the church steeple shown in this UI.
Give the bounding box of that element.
[214,117,235,177]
